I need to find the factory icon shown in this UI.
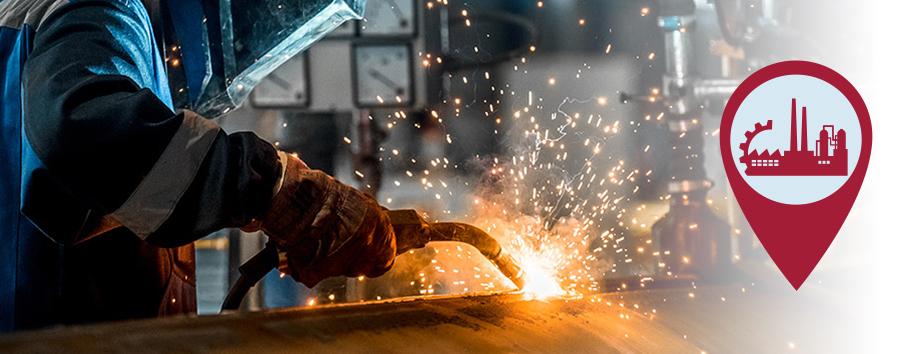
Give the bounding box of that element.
[739,99,848,176]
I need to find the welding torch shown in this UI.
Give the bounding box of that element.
[221,209,529,311]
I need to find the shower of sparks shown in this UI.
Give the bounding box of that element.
[520,264,566,298]
[453,93,650,297]
[365,91,652,300]
[328,1,674,303]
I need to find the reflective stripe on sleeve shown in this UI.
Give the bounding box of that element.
[0,0,70,30]
[111,111,220,238]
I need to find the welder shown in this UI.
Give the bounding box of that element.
[0,0,394,332]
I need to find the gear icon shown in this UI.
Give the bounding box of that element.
[739,120,773,164]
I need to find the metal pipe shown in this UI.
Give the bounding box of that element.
[658,15,696,115]
[664,27,692,82]
[651,2,732,282]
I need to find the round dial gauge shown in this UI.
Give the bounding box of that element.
[250,53,308,107]
[361,0,415,37]
[354,44,413,107]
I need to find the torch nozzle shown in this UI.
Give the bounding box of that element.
[388,209,530,290]
[491,248,530,290]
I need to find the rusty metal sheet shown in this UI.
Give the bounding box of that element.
[0,285,858,354]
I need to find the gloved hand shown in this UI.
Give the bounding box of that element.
[243,152,396,287]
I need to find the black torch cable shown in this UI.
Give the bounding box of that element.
[221,243,281,313]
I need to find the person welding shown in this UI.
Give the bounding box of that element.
[0,0,394,331]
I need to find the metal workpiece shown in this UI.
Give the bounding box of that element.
[0,284,858,354]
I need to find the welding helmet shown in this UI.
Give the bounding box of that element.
[161,0,365,118]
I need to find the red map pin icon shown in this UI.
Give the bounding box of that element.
[720,61,872,290]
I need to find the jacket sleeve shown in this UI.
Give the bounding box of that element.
[22,0,281,247]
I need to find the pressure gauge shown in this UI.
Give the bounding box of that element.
[250,52,308,108]
[353,44,414,107]
[360,0,415,37]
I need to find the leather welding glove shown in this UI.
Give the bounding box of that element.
[243,152,396,288]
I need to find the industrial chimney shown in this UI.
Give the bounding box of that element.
[801,106,808,152]
[790,99,798,152]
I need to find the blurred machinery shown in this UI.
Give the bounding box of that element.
[615,0,839,281]
[0,0,877,352]
[198,0,859,315]
[621,0,734,281]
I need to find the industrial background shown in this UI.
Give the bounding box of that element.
[1,0,892,353]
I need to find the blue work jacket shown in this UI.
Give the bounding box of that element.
[0,0,280,331]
